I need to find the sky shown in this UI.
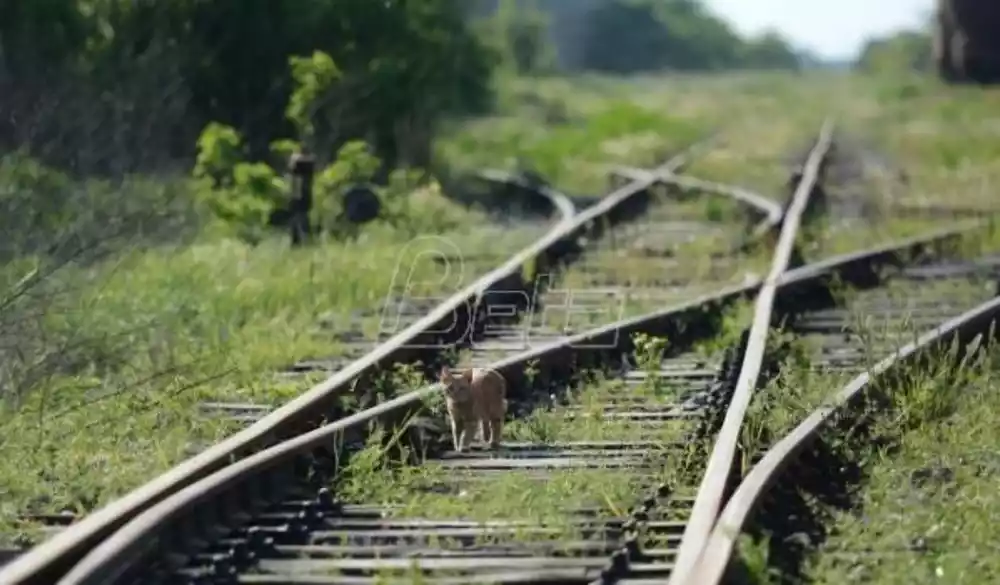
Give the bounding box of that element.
[703,0,936,61]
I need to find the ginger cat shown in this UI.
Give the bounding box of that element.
[438,366,508,452]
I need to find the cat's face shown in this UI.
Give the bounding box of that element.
[439,366,472,401]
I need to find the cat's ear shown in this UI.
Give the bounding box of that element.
[439,365,453,382]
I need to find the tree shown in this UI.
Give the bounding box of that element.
[856,31,933,73]
[576,0,802,73]
[485,0,554,74]
[579,0,673,73]
[0,0,498,176]
[741,32,802,70]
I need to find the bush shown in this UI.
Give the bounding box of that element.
[191,48,466,244]
[0,0,497,177]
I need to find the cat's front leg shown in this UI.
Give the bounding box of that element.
[480,418,491,445]
[460,418,478,451]
[450,415,462,452]
[489,417,504,449]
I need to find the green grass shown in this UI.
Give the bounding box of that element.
[548,193,771,323]
[435,76,708,195]
[754,325,1000,585]
[804,347,1000,584]
[731,229,1000,584]
[0,72,719,543]
[740,242,1000,460]
[6,68,1000,549]
[801,217,943,260]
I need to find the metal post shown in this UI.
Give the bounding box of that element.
[288,152,315,247]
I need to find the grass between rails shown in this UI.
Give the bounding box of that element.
[801,216,948,261]
[516,116,813,335]
[730,232,1000,584]
[327,305,756,562]
[804,346,1000,585]
[333,338,713,547]
[739,323,1000,585]
[739,229,1000,465]
[549,197,768,322]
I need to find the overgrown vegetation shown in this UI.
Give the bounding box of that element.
[730,241,1000,583]
[733,331,1000,585]
[803,341,1000,584]
[0,0,496,176]
[468,0,804,73]
[856,30,933,75]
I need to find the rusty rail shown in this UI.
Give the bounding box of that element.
[667,118,837,583]
[677,275,1000,585]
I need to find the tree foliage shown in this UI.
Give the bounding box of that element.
[856,31,933,74]
[191,48,459,244]
[486,0,555,74]
[492,0,805,73]
[0,0,498,175]
[1,0,810,179]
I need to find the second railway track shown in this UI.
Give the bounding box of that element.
[672,239,1000,585]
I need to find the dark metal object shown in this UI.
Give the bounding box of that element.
[341,183,381,224]
[934,0,1000,84]
[288,153,316,247]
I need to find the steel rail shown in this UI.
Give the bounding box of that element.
[494,217,993,585]
[0,135,727,585]
[678,278,1000,585]
[667,118,837,583]
[481,170,578,219]
[611,167,783,241]
[54,218,987,584]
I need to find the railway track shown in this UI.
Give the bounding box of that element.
[24,121,997,584]
[197,158,783,435]
[277,175,577,383]
[667,246,1000,581]
[58,223,990,585]
[180,135,789,442]
[0,125,790,583]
